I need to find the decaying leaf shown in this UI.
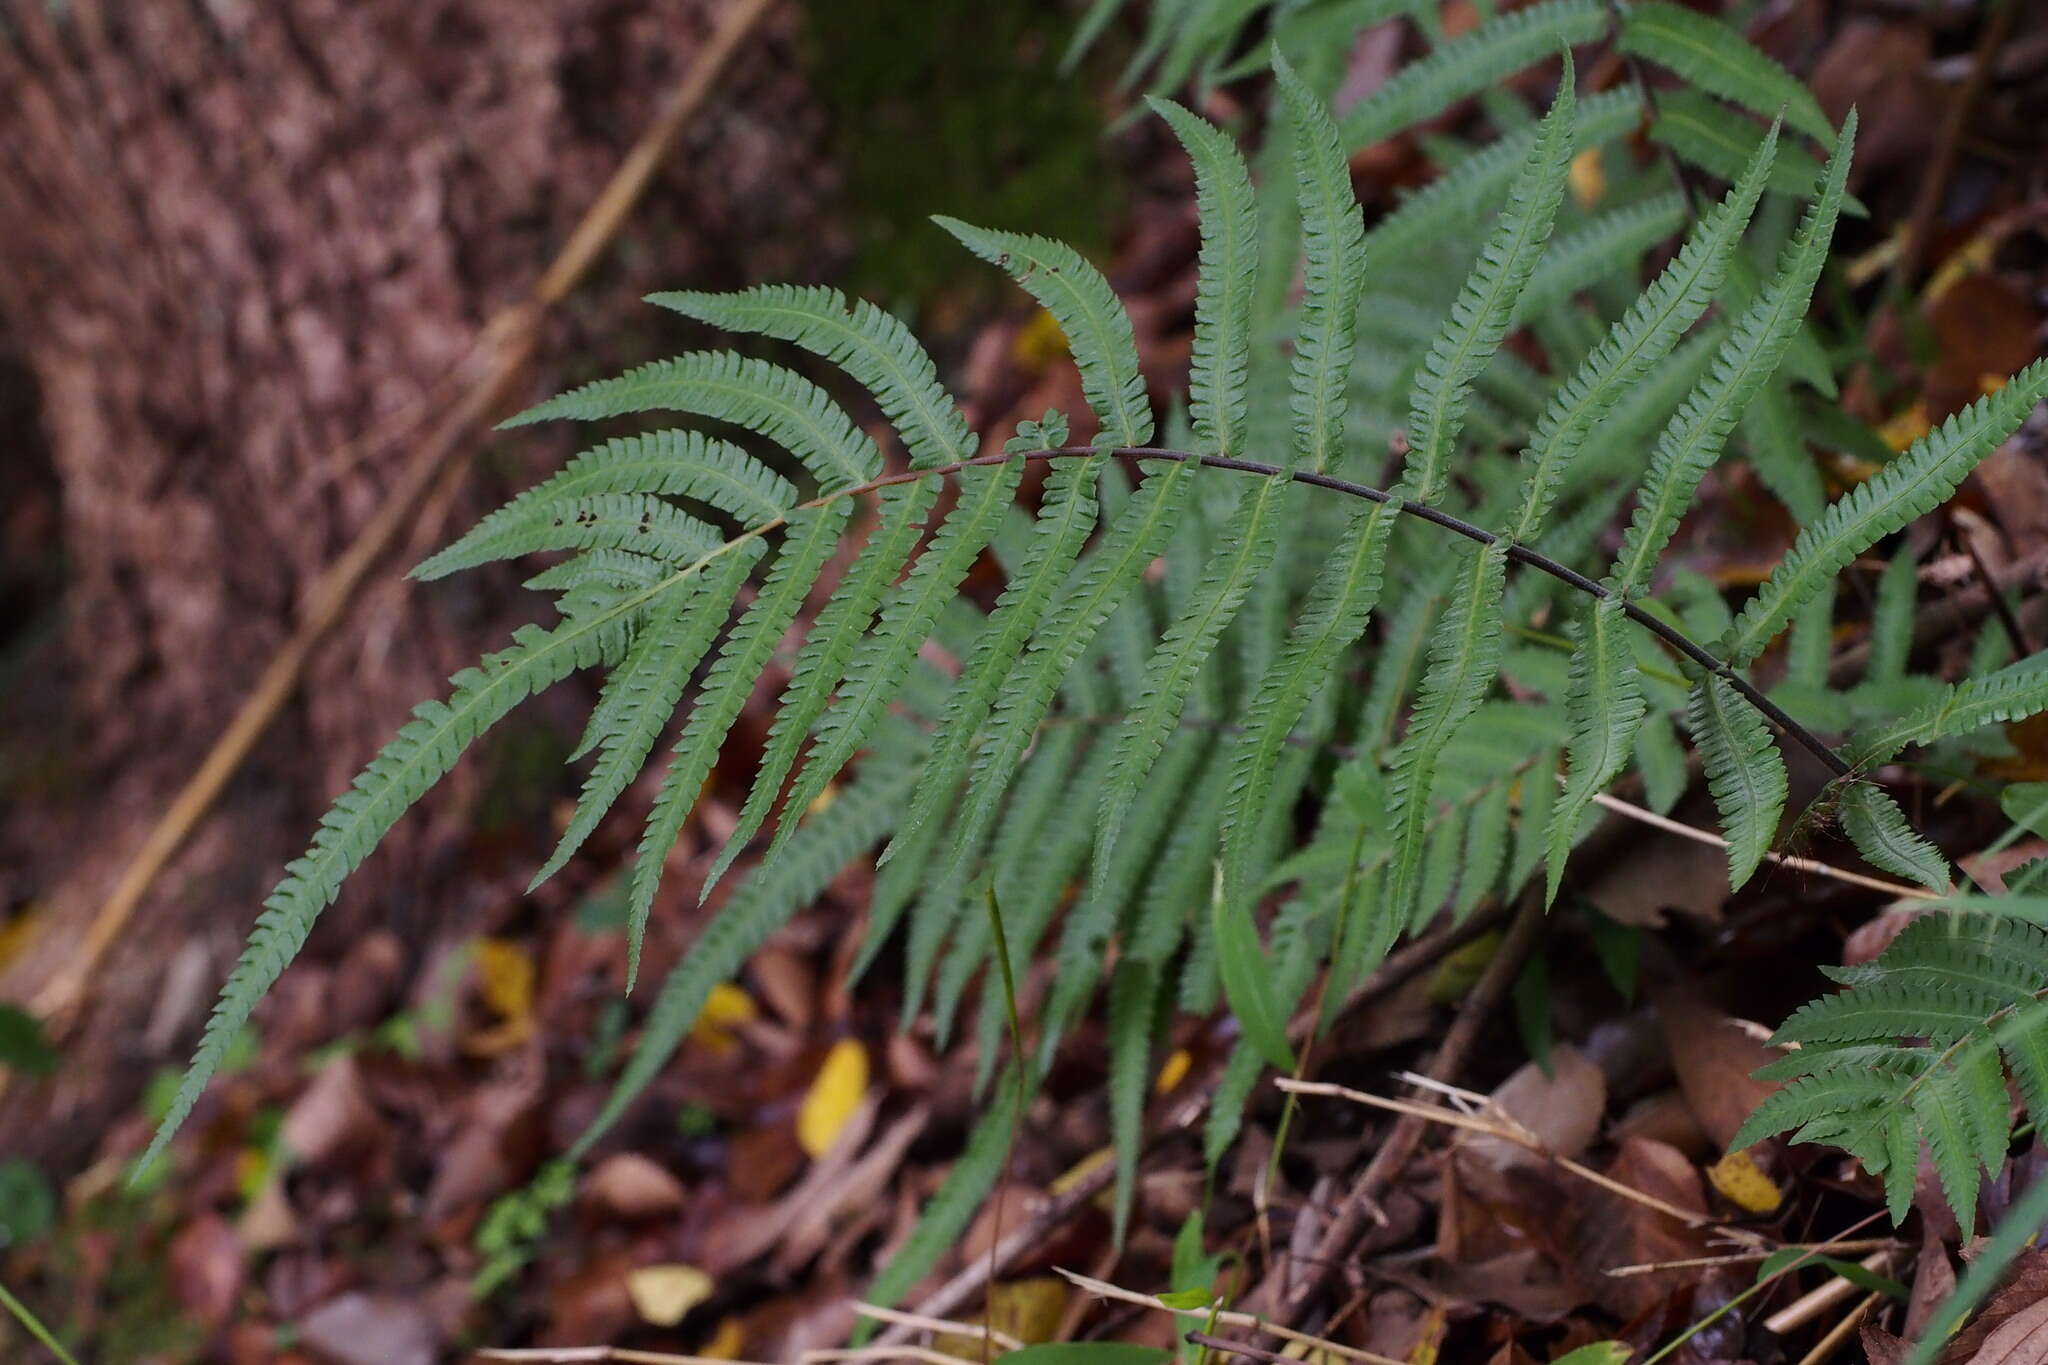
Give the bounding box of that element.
[797,1038,870,1159]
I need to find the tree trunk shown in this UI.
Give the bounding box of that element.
[0,0,835,1155]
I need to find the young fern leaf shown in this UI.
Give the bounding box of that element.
[1401,61,1575,504]
[1107,958,1161,1247]
[1688,671,1786,888]
[1727,358,2048,664]
[1647,90,1838,205]
[1338,0,1604,153]
[1618,1,1833,142]
[1837,784,1950,892]
[146,582,674,1171]
[1612,114,1855,594]
[1510,117,1779,543]
[1545,598,1645,902]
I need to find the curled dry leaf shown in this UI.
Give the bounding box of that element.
[581,1152,686,1220]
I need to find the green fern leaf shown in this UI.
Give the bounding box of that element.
[579,756,917,1160]
[1511,118,1777,542]
[1108,958,1161,1245]
[650,286,975,470]
[1688,671,1786,887]
[1339,0,1605,153]
[1837,785,1950,892]
[622,504,851,985]
[1612,114,1855,593]
[148,577,677,1171]
[499,350,880,490]
[1146,96,1258,457]
[1274,53,1369,474]
[1546,598,1646,902]
[1514,192,1689,330]
[1863,546,1919,686]
[1384,543,1510,928]
[1857,651,2048,765]
[1728,357,2048,662]
[533,549,759,890]
[1619,1,1833,142]
[414,433,794,582]
[934,220,1155,447]
[701,478,941,894]
[1402,62,1575,504]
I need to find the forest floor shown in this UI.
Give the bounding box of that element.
[7,3,2048,1364]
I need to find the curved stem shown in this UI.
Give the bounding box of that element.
[800,443,1853,779]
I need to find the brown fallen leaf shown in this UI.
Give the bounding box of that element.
[1936,1248,2048,1365]
[581,1152,686,1220]
[296,1291,440,1365]
[167,1211,244,1332]
[1565,1137,1713,1319]
[280,1054,384,1168]
[1960,1296,2048,1365]
[1459,1043,1607,1175]
[1655,984,1781,1151]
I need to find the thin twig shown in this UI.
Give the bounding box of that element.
[1793,1292,1884,1365]
[476,1350,772,1365]
[1187,1332,1299,1365]
[39,0,780,1029]
[1055,1269,1405,1365]
[803,1348,982,1365]
[851,1304,1022,1353]
[1762,1251,1894,1336]
[1275,1079,1714,1228]
[1587,788,1941,900]
[1605,1240,1901,1277]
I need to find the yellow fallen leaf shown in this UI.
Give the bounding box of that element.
[1155,1047,1193,1095]
[0,906,43,972]
[1708,1147,1782,1213]
[797,1039,869,1158]
[699,1315,745,1359]
[1568,148,1606,209]
[1050,1145,1113,1196]
[626,1263,714,1327]
[1011,308,1070,373]
[690,982,758,1053]
[1406,1305,1447,1365]
[936,1276,1068,1356]
[1876,402,1931,454]
[465,937,536,1056]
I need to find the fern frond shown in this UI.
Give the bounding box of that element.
[1147,96,1259,457]
[701,479,942,894]
[417,493,722,578]
[499,350,880,490]
[147,579,677,1170]
[1688,671,1786,887]
[1856,649,2048,766]
[1736,914,2048,1229]
[1612,114,1854,593]
[535,549,759,890]
[622,504,851,984]
[1511,119,1777,543]
[1108,958,1161,1246]
[1740,381,1828,523]
[1514,191,1689,331]
[1728,358,2048,663]
[1649,91,1832,204]
[1546,598,1645,902]
[1384,543,1510,928]
[1364,90,1638,267]
[1275,53,1369,475]
[649,286,975,470]
[1339,0,1605,152]
[765,458,1026,865]
[415,433,794,582]
[1864,546,1919,686]
[1402,63,1576,503]
[934,220,1156,446]
[1619,1,1833,142]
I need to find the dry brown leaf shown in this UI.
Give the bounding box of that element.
[1565,1137,1712,1318]
[1960,1296,2048,1365]
[167,1212,244,1332]
[296,1292,440,1365]
[1938,1248,2048,1365]
[1655,985,1781,1151]
[280,1055,384,1168]
[581,1152,686,1220]
[1460,1043,1606,1174]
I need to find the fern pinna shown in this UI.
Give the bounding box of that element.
[149,4,2048,1298]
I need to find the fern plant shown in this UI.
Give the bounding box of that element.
[142,0,2048,1304]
